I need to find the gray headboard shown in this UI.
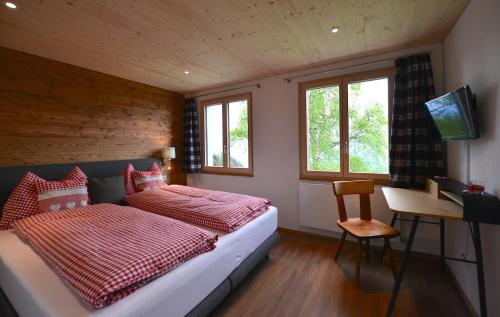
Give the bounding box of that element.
[0,158,160,212]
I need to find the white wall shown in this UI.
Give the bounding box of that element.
[444,0,500,315]
[188,43,445,254]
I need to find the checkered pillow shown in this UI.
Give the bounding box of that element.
[36,178,89,213]
[123,163,136,196]
[64,166,87,180]
[148,161,161,172]
[0,172,43,230]
[123,162,162,195]
[132,170,167,192]
[0,167,88,230]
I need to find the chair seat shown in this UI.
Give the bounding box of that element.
[337,218,399,239]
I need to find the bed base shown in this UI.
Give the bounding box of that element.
[187,231,279,317]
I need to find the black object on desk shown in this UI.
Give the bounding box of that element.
[463,191,500,225]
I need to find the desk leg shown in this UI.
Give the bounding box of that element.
[389,213,398,227]
[386,216,420,317]
[440,219,445,270]
[381,213,399,260]
[471,221,488,317]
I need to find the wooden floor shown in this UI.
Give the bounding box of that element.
[211,232,472,317]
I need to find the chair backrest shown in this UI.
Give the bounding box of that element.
[332,180,374,222]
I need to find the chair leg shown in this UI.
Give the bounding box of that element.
[356,239,363,287]
[385,238,397,279]
[365,239,370,260]
[335,231,347,261]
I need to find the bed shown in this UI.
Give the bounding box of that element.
[125,185,271,233]
[0,159,279,317]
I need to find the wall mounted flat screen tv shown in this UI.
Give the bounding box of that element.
[425,85,479,140]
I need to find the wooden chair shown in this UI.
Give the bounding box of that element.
[332,179,399,286]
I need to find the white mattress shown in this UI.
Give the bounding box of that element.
[0,206,278,317]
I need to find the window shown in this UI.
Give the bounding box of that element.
[299,68,393,182]
[200,93,253,176]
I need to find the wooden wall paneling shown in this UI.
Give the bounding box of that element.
[0,47,187,185]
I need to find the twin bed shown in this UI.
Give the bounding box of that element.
[0,158,279,317]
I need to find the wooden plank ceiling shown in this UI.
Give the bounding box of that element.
[0,0,468,93]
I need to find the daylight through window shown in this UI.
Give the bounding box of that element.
[201,93,253,176]
[299,69,393,181]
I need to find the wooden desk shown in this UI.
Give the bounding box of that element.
[383,188,463,220]
[382,187,487,317]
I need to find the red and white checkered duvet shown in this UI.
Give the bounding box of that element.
[12,203,217,308]
[125,185,271,232]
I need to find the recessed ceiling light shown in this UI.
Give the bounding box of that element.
[5,2,17,9]
[184,70,190,75]
[331,26,339,33]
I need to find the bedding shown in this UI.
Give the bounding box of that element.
[125,185,271,232]
[123,162,161,195]
[131,170,167,192]
[0,167,87,230]
[64,166,88,180]
[123,163,136,195]
[0,206,278,317]
[12,203,217,309]
[35,177,89,212]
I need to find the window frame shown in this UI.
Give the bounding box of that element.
[299,68,394,183]
[200,92,253,177]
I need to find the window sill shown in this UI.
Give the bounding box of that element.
[299,174,389,185]
[202,168,254,177]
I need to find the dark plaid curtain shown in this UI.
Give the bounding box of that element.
[389,53,445,188]
[183,98,202,173]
